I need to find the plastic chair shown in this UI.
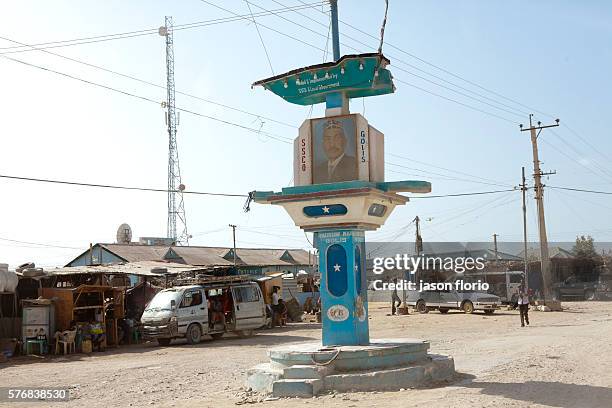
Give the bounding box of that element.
[55,330,77,355]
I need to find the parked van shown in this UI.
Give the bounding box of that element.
[141,276,266,346]
[468,270,524,304]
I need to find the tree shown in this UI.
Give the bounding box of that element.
[572,235,598,260]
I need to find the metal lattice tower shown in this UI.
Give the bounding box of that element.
[161,16,189,245]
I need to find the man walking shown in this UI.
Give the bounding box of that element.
[518,288,530,327]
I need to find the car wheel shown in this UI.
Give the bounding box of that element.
[236,329,254,338]
[439,308,449,314]
[210,333,223,340]
[157,338,171,346]
[585,290,596,301]
[186,324,202,344]
[484,309,495,315]
[462,301,474,314]
[416,300,429,314]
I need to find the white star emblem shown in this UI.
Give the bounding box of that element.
[322,206,330,214]
[333,264,341,272]
[354,265,359,271]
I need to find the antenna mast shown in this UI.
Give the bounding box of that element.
[160,16,188,245]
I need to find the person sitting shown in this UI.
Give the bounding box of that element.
[210,297,226,330]
[84,319,106,352]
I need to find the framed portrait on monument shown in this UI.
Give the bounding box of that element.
[311,115,359,184]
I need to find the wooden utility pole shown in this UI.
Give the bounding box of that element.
[493,233,499,265]
[229,224,237,270]
[520,167,529,290]
[520,115,560,308]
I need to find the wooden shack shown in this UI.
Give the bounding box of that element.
[40,285,124,346]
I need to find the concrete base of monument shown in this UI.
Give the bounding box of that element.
[246,338,456,398]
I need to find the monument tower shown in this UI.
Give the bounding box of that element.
[247,1,455,397]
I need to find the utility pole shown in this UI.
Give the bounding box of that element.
[329,0,341,61]
[519,167,529,290]
[405,216,422,312]
[520,114,560,309]
[493,233,499,265]
[160,16,189,246]
[229,224,237,269]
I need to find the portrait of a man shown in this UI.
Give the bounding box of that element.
[312,118,358,184]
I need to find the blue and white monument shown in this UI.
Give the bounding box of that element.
[246,1,455,397]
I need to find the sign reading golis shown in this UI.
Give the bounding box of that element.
[293,113,384,186]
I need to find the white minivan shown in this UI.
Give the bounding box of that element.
[141,277,266,346]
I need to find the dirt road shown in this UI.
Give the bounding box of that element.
[2,302,611,408]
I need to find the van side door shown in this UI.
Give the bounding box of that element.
[232,284,265,330]
[177,288,207,335]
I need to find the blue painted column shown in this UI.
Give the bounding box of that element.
[315,229,369,346]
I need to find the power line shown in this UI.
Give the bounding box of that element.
[0,34,297,129]
[563,123,612,163]
[0,174,248,197]
[326,7,553,120]
[540,137,612,184]
[0,2,328,54]
[393,77,518,124]
[248,0,524,122]
[198,0,327,52]
[409,188,518,199]
[3,55,523,197]
[387,152,513,186]
[387,161,512,188]
[291,0,531,119]
[244,0,275,75]
[0,237,83,250]
[0,54,293,144]
[548,129,612,182]
[548,186,612,195]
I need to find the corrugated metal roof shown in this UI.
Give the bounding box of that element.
[67,243,314,268]
[167,247,234,267]
[101,244,169,262]
[167,246,313,267]
[43,261,201,277]
[519,246,575,260]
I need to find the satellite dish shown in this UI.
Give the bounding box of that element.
[116,223,133,244]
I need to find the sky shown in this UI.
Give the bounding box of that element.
[1,0,611,269]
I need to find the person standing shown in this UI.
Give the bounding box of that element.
[391,278,402,315]
[518,289,530,327]
[271,286,281,327]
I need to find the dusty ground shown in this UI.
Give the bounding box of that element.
[2,301,612,408]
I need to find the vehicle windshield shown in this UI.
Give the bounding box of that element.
[145,291,180,312]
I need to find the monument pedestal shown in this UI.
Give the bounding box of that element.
[246,339,456,397]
